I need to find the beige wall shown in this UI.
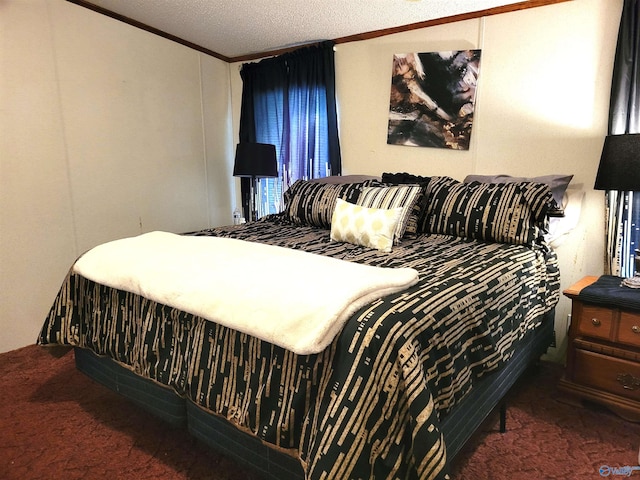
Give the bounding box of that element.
[0,0,235,353]
[231,0,622,361]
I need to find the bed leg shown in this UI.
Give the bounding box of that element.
[499,402,507,433]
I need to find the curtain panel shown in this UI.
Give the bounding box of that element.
[238,41,342,218]
[606,0,640,277]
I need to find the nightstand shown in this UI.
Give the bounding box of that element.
[558,276,640,422]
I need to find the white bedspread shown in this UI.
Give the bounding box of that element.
[72,231,419,354]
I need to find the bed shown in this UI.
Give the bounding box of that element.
[38,174,562,480]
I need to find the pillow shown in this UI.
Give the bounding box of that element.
[422,176,554,246]
[309,174,381,184]
[380,172,431,234]
[356,185,423,242]
[330,199,403,252]
[282,179,370,229]
[463,174,573,216]
[381,172,431,186]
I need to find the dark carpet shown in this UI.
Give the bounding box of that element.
[1,345,639,479]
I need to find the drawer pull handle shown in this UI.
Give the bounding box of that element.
[591,318,601,326]
[617,373,640,390]
[632,325,640,334]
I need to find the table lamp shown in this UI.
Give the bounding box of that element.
[233,143,278,222]
[594,133,640,288]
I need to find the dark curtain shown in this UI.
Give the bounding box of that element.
[237,41,342,217]
[609,0,640,134]
[605,0,640,276]
[238,58,288,219]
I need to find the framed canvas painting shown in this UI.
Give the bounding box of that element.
[387,50,481,150]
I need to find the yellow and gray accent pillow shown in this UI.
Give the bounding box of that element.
[330,199,403,252]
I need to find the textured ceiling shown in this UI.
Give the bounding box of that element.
[75,0,552,61]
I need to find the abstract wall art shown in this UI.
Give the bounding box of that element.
[387,50,481,150]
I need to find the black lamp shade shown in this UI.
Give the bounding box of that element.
[233,143,278,178]
[594,134,640,191]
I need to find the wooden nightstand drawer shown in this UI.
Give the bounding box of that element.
[561,277,640,421]
[574,349,640,402]
[617,311,640,348]
[576,304,614,340]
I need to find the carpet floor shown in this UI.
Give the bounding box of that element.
[1,345,639,479]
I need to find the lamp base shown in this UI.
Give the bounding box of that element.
[624,249,640,288]
[250,176,258,222]
[621,276,640,289]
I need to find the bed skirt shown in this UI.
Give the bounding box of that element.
[73,309,554,479]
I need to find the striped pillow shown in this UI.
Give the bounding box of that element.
[356,185,423,243]
[463,174,572,217]
[381,173,431,234]
[282,180,369,229]
[422,176,553,246]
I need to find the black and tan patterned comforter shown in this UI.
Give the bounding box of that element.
[38,214,560,480]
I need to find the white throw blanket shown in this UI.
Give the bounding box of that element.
[72,231,419,355]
